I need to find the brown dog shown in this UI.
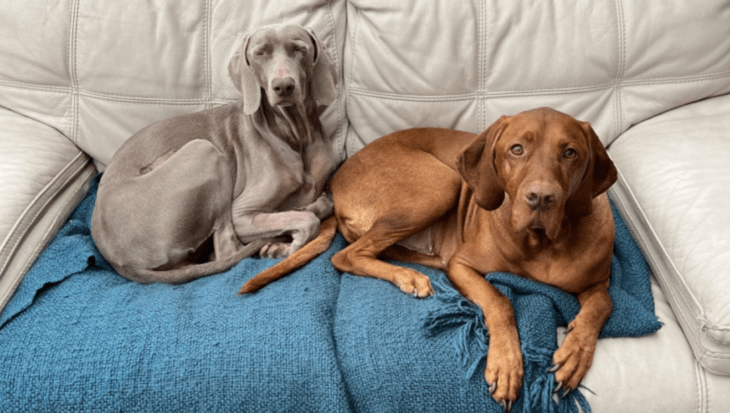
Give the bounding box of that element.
[240,108,617,409]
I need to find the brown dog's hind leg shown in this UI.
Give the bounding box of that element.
[330,136,462,297]
[332,196,456,298]
[379,244,446,270]
[332,219,437,297]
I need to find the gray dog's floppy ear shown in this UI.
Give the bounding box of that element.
[456,116,510,211]
[307,29,338,107]
[565,121,618,216]
[228,35,262,115]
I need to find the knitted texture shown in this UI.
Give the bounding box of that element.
[0,177,350,412]
[0,178,660,412]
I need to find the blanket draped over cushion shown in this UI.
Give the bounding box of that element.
[423,201,662,412]
[0,176,660,413]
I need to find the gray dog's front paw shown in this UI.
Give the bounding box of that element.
[260,242,291,259]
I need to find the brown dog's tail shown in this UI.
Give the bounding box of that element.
[238,215,338,295]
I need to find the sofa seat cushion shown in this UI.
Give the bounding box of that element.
[608,94,730,374]
[583,276,730,412]
[0,178,679,412]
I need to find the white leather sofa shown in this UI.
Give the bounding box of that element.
[2,1,730,411]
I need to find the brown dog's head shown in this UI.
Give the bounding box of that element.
[228,25,337,115]
[456,108,617,240]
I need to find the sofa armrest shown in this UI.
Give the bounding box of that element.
[0,108,96,314]
[608,93,730,374]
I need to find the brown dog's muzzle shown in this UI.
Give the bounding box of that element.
[512,179,566,241]
[507,152,575,241]
[523,181,560,211]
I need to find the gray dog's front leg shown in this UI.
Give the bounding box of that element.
[233,209,320,259]
[231,190,334,259]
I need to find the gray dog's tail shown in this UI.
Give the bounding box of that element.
[237,215,338,295]
[125,239,269,285]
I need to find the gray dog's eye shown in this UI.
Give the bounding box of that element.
[563,148,577,159]
[293,45,308,56]
[251,44,271,57]
[510,144,524,155]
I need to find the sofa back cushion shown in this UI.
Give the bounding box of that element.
[0,0,347,169]
[343,0,730,155]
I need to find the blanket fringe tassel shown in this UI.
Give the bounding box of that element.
[424,277,592,413]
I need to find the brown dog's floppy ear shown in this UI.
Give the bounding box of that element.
[228,35,262,115]
[307,29,338,107]
[565,122,618,216]
[456,116,510,211]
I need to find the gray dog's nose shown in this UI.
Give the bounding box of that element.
[272,77,295,98]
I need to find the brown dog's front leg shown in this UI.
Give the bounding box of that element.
[552,280,612,393]
[447,255,523,408]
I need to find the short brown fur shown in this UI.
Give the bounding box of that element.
[241,108,618,407]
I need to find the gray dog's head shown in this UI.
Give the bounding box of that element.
[228,24,338,115]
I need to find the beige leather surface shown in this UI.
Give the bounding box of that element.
[609,94,730,375]
[343,0,730,155]
[0,0,348,169]
[0,108,96,311]
[583,276,730,413]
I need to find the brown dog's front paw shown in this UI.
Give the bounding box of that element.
[551,323,597,392]
[485,337,524,408]
[395,269,433,298]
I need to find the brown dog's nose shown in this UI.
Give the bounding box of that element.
[524,183,558,210]
[272,77,296,98]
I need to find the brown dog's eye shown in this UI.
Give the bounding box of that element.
[563,148,577,159]
[510,144,524,155]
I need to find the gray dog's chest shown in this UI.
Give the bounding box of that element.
[279,141,334,209]
[235,132,334,211]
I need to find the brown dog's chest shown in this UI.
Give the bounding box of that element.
[498,243,606,293]
[458,198,614,294]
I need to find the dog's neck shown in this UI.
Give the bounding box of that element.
[253,95,319,152]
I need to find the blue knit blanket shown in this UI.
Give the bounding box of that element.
[0,177,661,412]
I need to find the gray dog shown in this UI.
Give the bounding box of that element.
[91,25,338,283]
